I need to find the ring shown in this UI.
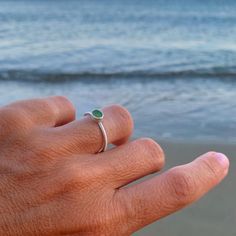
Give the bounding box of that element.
[84,109,108,153]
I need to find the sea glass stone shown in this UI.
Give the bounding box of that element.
[92,109,103,119]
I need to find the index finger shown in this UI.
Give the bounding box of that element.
[115,152,229,234]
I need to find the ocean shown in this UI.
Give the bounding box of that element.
[1,1,236,236]
[1,0,236,142]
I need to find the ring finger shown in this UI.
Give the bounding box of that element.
[44,104,134,154]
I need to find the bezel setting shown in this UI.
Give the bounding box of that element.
[91,109,104,120]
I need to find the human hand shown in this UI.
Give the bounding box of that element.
[0,97,229,235]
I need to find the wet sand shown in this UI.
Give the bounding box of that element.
[135,139,236,236]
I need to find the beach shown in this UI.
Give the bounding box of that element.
[0,79,235,235]
[136,139,236,236]
[1,78,236,142]
[1,0,236,142]
[1,0,236,235]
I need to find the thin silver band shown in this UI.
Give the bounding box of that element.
[84,111,108,153]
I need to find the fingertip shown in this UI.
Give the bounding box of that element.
[203,151,229,168]
[198,151,230,178]
[215,152,230,170]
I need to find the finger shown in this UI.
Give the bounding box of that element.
[48,104,134,154]
[116,152,229,233]
[3,96,75,127]
[95,138,165,188]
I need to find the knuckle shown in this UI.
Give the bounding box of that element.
[53,96,75,109]
[168,167,197,202]
[113,191,136,233]
[62,161,93,190]
[59,166,82,192]
[37,99,54,112]
[48,96,76,121]
[136,138,165,170]
[110,104,134,134]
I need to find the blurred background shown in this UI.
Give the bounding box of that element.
[0,0,236,235]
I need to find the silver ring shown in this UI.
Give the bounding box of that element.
[84,109,108,153]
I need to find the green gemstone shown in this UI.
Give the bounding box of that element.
[92,109,103,119]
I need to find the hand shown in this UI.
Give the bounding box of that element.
[0,97,229,236]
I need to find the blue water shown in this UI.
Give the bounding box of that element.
[1,0,236,141]
[1,2,236,236]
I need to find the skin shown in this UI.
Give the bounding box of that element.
[0,96,230,236]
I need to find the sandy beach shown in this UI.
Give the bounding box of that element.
[0,79,235,235]
[1,0,236,235]
[135,139,236,236]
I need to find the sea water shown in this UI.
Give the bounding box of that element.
[1,0,236,141]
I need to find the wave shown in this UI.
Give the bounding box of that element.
[1,67,236,83]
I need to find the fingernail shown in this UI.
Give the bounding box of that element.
[216,153,229,169]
